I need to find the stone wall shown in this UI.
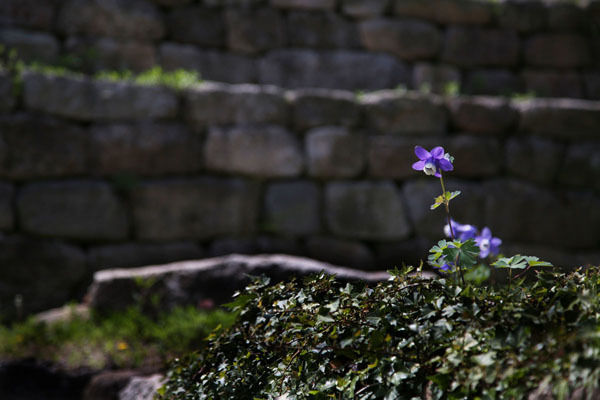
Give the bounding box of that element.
[1,68,600,318]
[0,0,599,98]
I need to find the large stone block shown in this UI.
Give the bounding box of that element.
[393,0,494,25]
[547,2,586,31]
[226,8,285,55]
[442,27,519,67]
[23,72,178,121]
[368,136,439,179]
[17,181,129,241]
[522,70,583,99]
[359,18,440,61]
[506,137,564,185]
[0,113,88,179]
[0,72,15,113]
[290,88,359,131]
[159,43,257,84]
[306,126,365,178]
[0,0,57,30]
[258,49,409,91]
[57,0,165,40]
[0,182,14,231]
[131,178,260,240]
[149,0,191,5]
[341,0,389,18]
[263,181,320,235]
[88,242,204,271]
[64,37,156,72]
[89,122,203,176]
[306,236,375,269]
[447,96,516,135]
[0,29,59,63]
[204,125,303,177]
[557,142,600,192]
[362,90,446,135]
[325,181,411,240]
[166,6,224,47]
[271,0,336,10]
[184,82,287,127]
[412,63,460,94]
[524,34,591,68]
[585,73,600,100]
[464,69,521,96]
[0,235,86,319]
[516,98,600,140]
[287,11,359,49]
[446,135,502,178]
[497,0,547,32]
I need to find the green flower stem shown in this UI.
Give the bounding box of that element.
[439,174,465,286]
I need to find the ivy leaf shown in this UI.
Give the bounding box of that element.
[472,351,496,366]
[430,191,461,210]
[492,255,553,270]
[442,239,479,269]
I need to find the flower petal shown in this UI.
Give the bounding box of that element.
[412,160,426,171]
[480,227,492,239]
[414,146,430,160]
[480,248,490,258]
[430,146,444,159]
[491,238,502,247]
[434,170,442,178]
[438,158,454,171]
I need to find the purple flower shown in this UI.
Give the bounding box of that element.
[444,219,477,241]
[412,146,454,178]
[475,227,502,258]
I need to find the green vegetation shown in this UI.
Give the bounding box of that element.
[160,267,600,399]
[95,66,202,90]
[0,305,235,371]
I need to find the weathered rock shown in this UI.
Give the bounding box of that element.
[83,370,139,400]
[497,0,547,32]
[159,43,258,83]
[0,72,15,113]
[464,69,521,96]
[412,63,460,94]
[149,0,191,6]
[17,181,129,241]
[184,82,287,126]
[226,8,285,54]
[305,126,365,178]
[362,90,446,135]
[88,242,204,271]
[263,181,320,235]
[359,18,440,61]
[585,73,600,100]
[557,142,600,192]
[306,236,375,269]
[0,0,57,30]
[204,125,303,177]
[57,0,165,40]
[0,235,86,319]
[547,2,586,31]
[524,34,591,68]
[506,137,564,185]
[89,122,203,176]
[65,37,156,72]
[0,29,59,63]
[0,182,13,231]
[287,11,359,49]
[131,178,260,241]
[290,88,360,131]
[118,374,164,400]
[23,72,178,121]
[442,27,520,67]
[446,135,502,178]
[368,136,438,179]
[447,96,516,135]
[522,70,583,99]
[207,238,259,257]
[341,0,389,18]
[0,113,88,179]
[166,6,224,47]
[258,49,409,91]
[34,304,90,325]
[325,181,411,240]
[393,0,494,25]
[271,0,336,10]
[516,98,600,140]
[86,254,390,312]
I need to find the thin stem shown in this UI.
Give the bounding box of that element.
[439,174,465,286]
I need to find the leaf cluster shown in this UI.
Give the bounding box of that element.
[160,268,600,400]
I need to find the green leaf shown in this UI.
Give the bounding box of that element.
[430,191,461,210]
[472,351,496,366]
[442,239,479,269]
[492,255,553,270]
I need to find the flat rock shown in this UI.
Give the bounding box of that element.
[290,88,359,131]
[263,181,321,235]
[305,126,365,178]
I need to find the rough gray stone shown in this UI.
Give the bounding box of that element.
[184,82,287,127]
[362,90,446,135]
[227,8,285,54]
[464,69,521,96]
[306,236,375,269]
[118,375,163,400]
[18,181,129,241]
[159,43,257,84]
[0,114,88,179]
[557,142,600,192]
[263,181,320,235]
[497,0,547,33]
[341,0,389,18]
[23,72,178,121]
[412,63,460,94]
[57,0,165,40]
[166,6,224,47]
[89,122,203,176]
[506,137,564,185]
[64,37,156,72]
[0,182,14,231]
[0,0,57,30]
[393,0,494,25]
[287,11,359,49]
[325,181,411,240]
[547,2,586,31]
[86,254,390,312]
[524,34,591,68]
[584,73,600,100]
[205,125,303,177]
[0,235,86,319]
[271,0,336,10]
[290,88,360,131]
[446,135,502,178]
[207,238,258,257]
[149,0,191,5]
[368,136,438,179]
[516,98,600,140]
[255,236,303,255]
[0,29,59,63]
[83,370,139,400]
[88,242,204,271]
[522,70,583,99]
[447,96,516,135]
[442,27,520,67]
[0,72,15,113]
[359,18,440,61]
[131,178,260,241]
[306,126,365,178]
[258,49,409,91]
